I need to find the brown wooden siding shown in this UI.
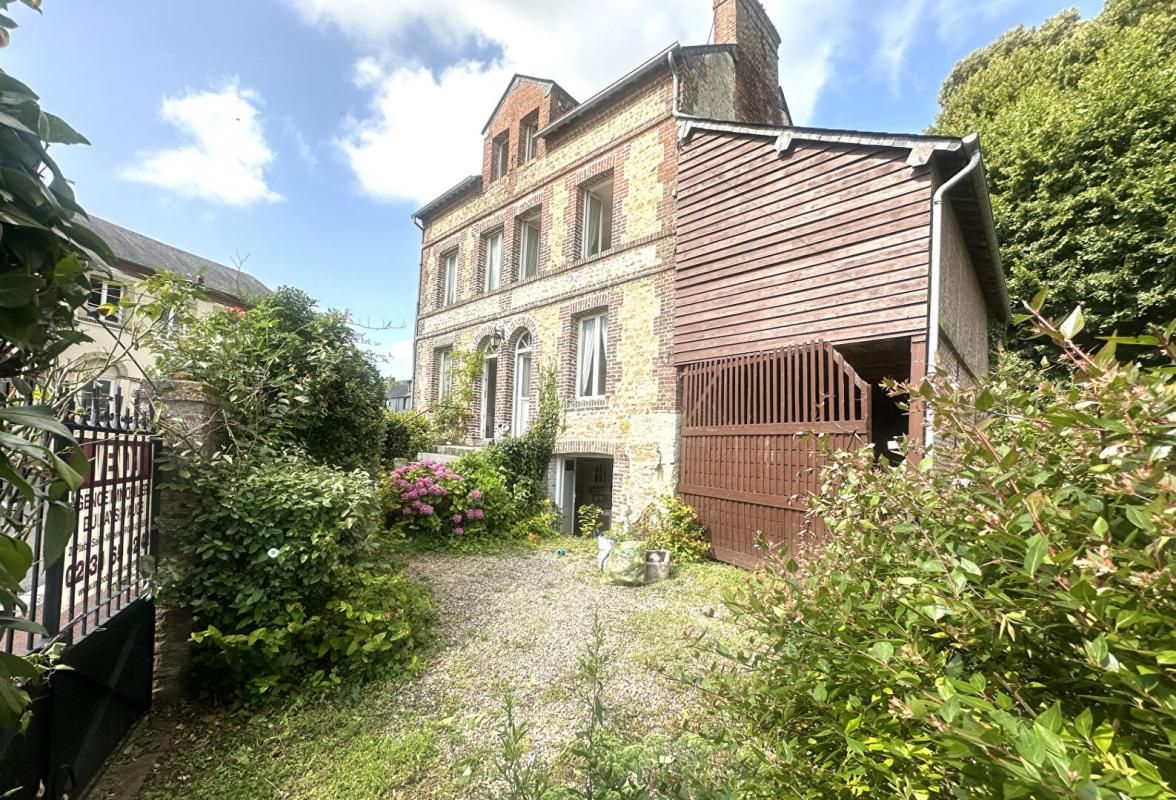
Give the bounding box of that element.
[673,132,933,363]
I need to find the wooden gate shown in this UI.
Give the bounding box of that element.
[678,341,870,567]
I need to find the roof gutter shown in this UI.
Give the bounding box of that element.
[925,133,982,449]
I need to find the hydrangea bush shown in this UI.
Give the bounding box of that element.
[386,460,492,539]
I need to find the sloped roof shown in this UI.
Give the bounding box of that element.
[87,216,269,304]
[386,379,412,399]
[411,175,483,225]
[480,74,576,135]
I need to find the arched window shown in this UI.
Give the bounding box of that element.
[513,333,532,434]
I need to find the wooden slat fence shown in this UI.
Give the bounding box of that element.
[679,340,870,567]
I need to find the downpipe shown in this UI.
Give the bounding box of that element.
[925,137,982,449]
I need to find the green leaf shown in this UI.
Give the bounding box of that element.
[0,271,42,307]
[869,641,895,663]
[42,501,75,566]
[0,405,72,438]
[39,111,88,145]
[1058,306,1085,340]
[1024,534,1048,577]
[0,536,33,584]
[1028,284,1048,312]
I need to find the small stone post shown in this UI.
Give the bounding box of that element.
[152,378,221,704]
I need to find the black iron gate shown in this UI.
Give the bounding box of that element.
[1,390,160,799]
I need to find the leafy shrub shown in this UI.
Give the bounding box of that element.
[382,409,433,464]
[631,496,710,564]
[490,365,561,486]
[708,312,1176,799]
[510,499,561,541]
[166,455,429,700]
[577,504,604,537]
[383,455,512,542]
[430,349,484,444]
[157,287,386,471]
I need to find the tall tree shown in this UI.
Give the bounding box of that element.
[933,0,1176,355]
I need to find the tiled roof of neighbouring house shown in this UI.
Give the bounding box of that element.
[87,216,270,304]
[386,379,412,399]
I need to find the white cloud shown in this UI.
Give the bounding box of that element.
[383,337,415,379]
[283,0,988,205]
[121,82,281,206]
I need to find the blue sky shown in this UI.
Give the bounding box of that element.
[4,0,1099,377]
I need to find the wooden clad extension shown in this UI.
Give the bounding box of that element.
[679,341,870,567]
[673,130,933,364]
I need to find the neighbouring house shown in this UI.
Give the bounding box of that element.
[409,0,1006,563]
[386,379,413,411]
[62,217,269,416]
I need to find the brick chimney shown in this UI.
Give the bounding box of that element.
[712,0,784,125]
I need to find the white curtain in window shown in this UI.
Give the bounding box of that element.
[578,316,596,396]
[443,254,457,305]
[585,194,602,256]
[486,232,502,291]
[514,338,531,433]
[522,222,539,278]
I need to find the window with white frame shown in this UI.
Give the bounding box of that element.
[519,213,540,280]
[483,230,502,292]
[513,333,532,433]
[521,119,538,163]
[493,133,509,179]
[441,250,458,306]
[581,177,613,259]
[576,312,608,398]
[438,349,453,399]
[86,280,123,322]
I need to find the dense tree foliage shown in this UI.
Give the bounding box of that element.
[933,0,1176,357]
[157,287,386,471]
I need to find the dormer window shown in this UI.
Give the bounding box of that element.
[493,132,510,179]
[520,110,539,163]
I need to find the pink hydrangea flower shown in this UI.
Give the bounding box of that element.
[470,489,482,500]
[419,504,435,515]
[452,513,463,524]
[401,507,412,515]
[454,527,464,535]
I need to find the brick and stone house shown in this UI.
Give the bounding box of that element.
[410,0,1006,558]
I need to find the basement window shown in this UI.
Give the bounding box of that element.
[581,177,613,259]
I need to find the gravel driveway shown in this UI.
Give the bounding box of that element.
[89,542,748,799]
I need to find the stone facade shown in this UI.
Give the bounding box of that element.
[412,0,786,527]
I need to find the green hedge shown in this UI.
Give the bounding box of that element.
[166,455,430,701]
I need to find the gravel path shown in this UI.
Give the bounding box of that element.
[399,546,741,771]
[88,542,748,799]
